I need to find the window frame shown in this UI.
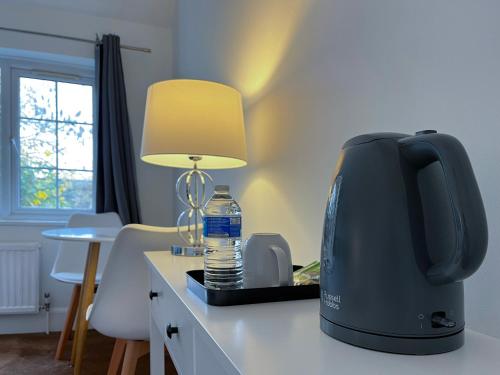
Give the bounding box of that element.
[0,55,96,221]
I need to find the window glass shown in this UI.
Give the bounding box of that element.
[20,78,56,120]
[17,75,94,211]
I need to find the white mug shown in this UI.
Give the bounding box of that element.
[243,233,293,288]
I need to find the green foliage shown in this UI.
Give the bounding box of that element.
[19,77,93,210]
[20,168,56,208]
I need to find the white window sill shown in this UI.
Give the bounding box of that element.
[0,219,67,227]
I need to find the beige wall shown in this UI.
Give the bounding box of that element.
[175,0,500,337]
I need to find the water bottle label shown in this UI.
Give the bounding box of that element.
[203,216,241,238]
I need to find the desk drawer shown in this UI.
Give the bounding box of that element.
[151,269,194,375]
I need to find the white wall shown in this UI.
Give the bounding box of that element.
[175,0,500,338]
[0,2,175,333]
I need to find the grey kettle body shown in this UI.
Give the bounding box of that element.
[319,131,488,354]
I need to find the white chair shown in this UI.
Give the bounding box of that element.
[87,224,182,375]
[51,212,123,360]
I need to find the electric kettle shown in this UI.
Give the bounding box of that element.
[320,130,487,354]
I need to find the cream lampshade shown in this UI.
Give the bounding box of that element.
[140,79,247,256]
[141,79,247,169]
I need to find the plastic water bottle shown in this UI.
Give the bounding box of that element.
[203,185,243,290]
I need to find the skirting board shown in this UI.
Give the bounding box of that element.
[0,307,77,335]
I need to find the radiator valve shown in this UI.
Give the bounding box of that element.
[40,292,51,312]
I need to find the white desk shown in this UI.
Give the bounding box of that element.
[42,227,119,375]
[145,251,500,375]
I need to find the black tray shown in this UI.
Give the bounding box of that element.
[186,265,319,306]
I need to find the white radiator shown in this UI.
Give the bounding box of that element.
[0,242,40,314]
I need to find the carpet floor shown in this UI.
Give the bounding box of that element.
[0,331,177,375]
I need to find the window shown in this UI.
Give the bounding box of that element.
[0,57,95,220]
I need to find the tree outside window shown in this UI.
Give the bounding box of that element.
[17,76,94,210]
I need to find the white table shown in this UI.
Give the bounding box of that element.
[42,227,119,375]
[145,251,500,375]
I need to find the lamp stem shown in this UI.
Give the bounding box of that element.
[193,160,200,246]
[173,156,212,256]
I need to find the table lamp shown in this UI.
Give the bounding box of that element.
[141,79,247,256]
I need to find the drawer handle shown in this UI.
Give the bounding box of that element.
[166,324,179,339]
[149,291,159,300]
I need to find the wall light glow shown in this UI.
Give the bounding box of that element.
[229,0,310,99]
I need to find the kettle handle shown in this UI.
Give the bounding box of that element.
[399,133,488,284]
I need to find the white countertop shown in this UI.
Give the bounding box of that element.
[145,252,500,375]
[42,227,120,243]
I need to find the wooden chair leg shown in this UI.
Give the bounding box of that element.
[72,242,100,375]
[120,341,150,375]
[54,284,81,360]
[107,339,127,375]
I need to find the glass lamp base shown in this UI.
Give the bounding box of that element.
[171,244,204,257]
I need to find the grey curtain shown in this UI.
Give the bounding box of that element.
[95,34,141,224]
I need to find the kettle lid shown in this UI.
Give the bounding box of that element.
[343,132,410,148]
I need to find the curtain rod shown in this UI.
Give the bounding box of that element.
[0,26,152,53]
